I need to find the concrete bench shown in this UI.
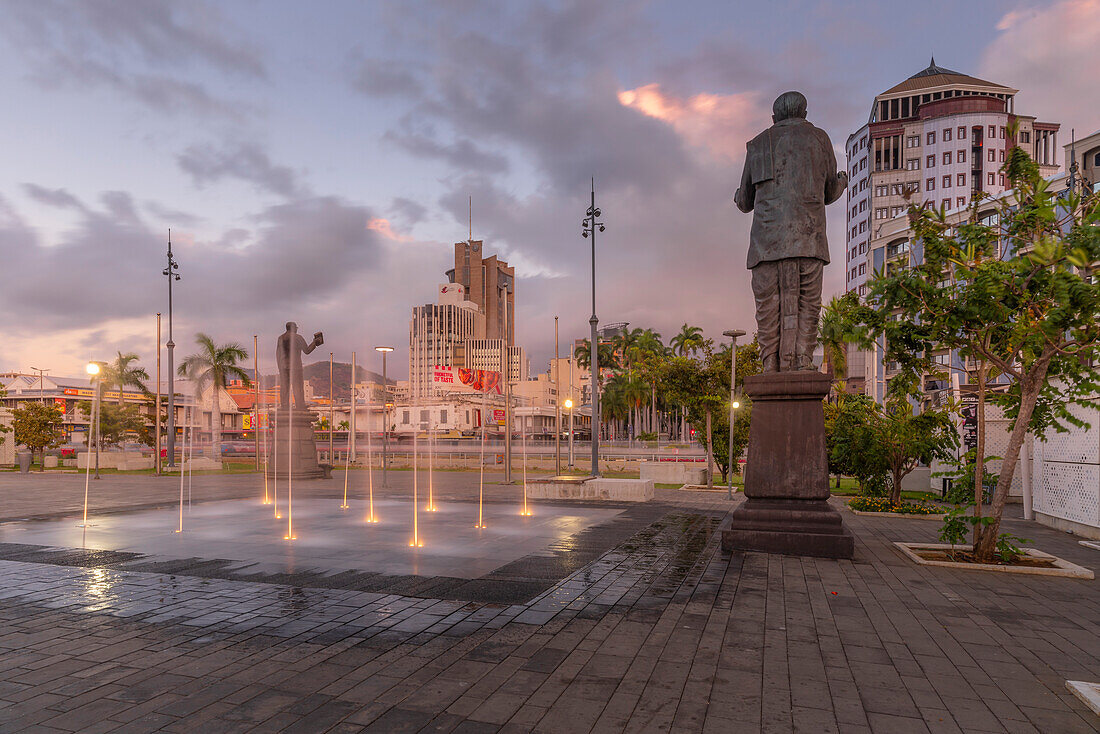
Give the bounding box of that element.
[639,462,709,485]
[526,476,654,502]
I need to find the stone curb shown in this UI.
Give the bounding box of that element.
[894,542,1095,579]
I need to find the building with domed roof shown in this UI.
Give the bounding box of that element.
[842,59,1060,296]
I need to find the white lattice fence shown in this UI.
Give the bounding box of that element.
[1032,396,1100,531]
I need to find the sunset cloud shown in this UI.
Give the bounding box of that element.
[617,84,769,161]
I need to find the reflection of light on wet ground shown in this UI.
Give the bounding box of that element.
[0,499,623,580]
[86,568,112,598]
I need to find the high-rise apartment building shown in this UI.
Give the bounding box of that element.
[408,283,485,399]
[844,59,1060,295]
[447,240,515,342]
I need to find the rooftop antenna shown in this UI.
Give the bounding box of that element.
[468,195,472,243]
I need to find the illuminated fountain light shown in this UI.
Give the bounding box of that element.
[79,361,99,529]
[475,389,487,529]
[175,404,188,533]
[426,411,437,512]
[273,413,281,520]
[285,404,296,541]
[410,423,422,547]
[520,413,532,516]
[365,381,379,523]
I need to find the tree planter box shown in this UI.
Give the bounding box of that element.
[894,542,1094,579]
[847,505,945,520]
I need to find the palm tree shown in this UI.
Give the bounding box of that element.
[574,340,618,372]
[101,351,151,405]
[600,374,630,439]
[670,324,706,357]
[820,295,857,394]
[178,334,250,460]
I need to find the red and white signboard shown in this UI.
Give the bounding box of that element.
[432,366,502,395]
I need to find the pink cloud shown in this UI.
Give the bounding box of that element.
[366,217,412,242]
[980,0,1100,145]
[617,83,770,162]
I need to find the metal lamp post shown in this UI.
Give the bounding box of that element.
[375,346,394,487]
[163,231,181,467]
[86,361,105,480]
[723,329,747,500]
[564,398,574,469]
[581,178,605,477]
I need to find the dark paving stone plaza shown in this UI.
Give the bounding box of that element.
[0,472,1097,733]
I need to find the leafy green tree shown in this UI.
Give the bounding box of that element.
[178,334,251,460]
[660,339,759,487]
[844,146,1100,560]
[77,401,146,448]
[100,352,151,405]
[12,402,64,469]
[573,339,618,372]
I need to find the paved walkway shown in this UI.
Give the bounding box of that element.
[0,472,1097,733]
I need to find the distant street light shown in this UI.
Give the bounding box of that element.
[30,367,48,405]
[723,329,747,500]
[581,178,605,477]
[375,346,394,487]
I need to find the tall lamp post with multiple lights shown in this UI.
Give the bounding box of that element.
[581,179,605,477]
[375,346,394,487]
[163,232,181,467]
[723,329,746,500]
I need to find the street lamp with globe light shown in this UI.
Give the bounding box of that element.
[723,330,747,500]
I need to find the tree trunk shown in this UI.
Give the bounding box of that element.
[973,362,1048,562]
[706,408,714,490]
[211,386,223,460]
[973,360,987,544]
[890,468,903,505]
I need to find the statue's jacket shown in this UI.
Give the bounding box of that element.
[735,118,845,269]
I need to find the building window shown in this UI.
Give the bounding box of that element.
[907,135,919,148]
[859,242,866,254]
[943,151,952,165]
[956,197,966,208]
[957,173,966,187]
[999,174,1005,186]
[988,172,996,185]
[958,149,966,163]
[942,199,951,209]
[859,221,866,233]
[859,200,867,212]
[958,126,966,139]
[988,150,996,162]
[942,175,951,188]
[875,208,886,220]
[402,410,410,423]
[926,178,935,191]
[906,158,919,170]
[999,150,1005,162]
[1020,131,1030,143]
[892,206,904,217]
[989,125,996,138]
[943,128,952,142]
[858,263,866,276]
[1000,126,1006,139]
[926,155,935,168]
[859,284,868,296]
[927,132,936,145]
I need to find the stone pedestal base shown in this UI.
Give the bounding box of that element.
[269,409,325,480]
[721,371,854,559]
[721,499,854,558]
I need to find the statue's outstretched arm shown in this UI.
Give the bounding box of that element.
[303,331,324,355]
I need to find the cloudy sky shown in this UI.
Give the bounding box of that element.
[1,0,1097,381]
